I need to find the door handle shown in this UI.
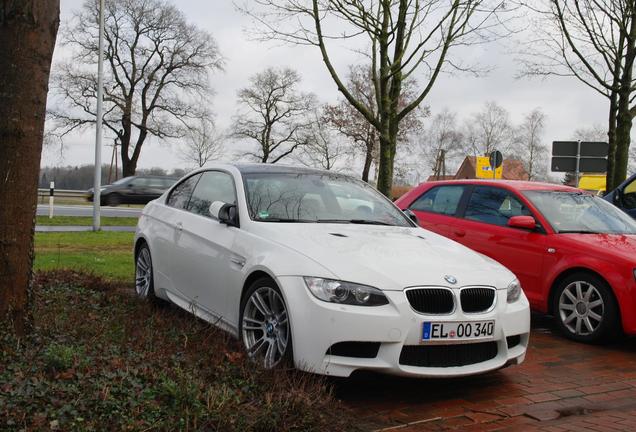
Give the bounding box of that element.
[176,222,183,231]
[454,229,466,238]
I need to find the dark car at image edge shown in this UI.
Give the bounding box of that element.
[87,175,177,206]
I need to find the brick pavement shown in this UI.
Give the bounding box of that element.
[335,317,636,431]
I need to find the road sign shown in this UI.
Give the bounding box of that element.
[551,141,608,173]
[476,156,502,179]
[580,141,609,157]
[579,158,608,172]
[552,141,579,157]
[489,150,503,169]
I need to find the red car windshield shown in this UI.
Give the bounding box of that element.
[524,191,636,234]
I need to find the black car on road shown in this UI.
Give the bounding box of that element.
[87,176,177,206]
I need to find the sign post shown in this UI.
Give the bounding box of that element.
[49,181,54,219]
[575,141,581,187]
[551,141,608,186]
[93,0,105,231]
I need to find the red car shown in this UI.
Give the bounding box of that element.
[396,180,636,343]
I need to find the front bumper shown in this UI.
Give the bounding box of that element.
[278,276,530,377]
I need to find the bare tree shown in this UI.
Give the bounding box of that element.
[419,109,464,174]
[519,0,636,190]
[240,0,512,196]
[323,64,426,182]
[463,101,513,156]
[233,67,316,163]
[322,69,378,181]
[297,109,348,170]
[515,108,548,180]
[572,124,607,143]
[49,0,223,176]
[181,115,223,168]
[0,0,60,335]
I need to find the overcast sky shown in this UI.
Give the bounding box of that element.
[42,0,607,180]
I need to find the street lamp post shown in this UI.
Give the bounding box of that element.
[93,0,105,231]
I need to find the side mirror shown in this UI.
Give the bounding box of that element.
[613,189,622,204]
[508,215,536,230]
[403,209,419,225]
[209,201,239,227]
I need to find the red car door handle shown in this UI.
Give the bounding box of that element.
[454,229,466,237]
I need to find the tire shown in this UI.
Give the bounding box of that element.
[239,277,292,369]
[552,272,620,344]
[105,193,121,206]
[135,243,158,301]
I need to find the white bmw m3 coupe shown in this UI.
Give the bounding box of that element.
[133,163,530,377]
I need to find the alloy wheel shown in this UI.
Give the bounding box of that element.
[558,281,604,336]
[135,247,152,298]
[241,286,289,368]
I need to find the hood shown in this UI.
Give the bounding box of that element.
[558,233,636,263]
[251,223,516,290]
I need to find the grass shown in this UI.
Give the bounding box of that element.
[0,270,355,431]
[36,215,138,226]
[34,232,135,281]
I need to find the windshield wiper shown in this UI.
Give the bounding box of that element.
[316,219,394,226]
[557,230,597,234]
[255,217,316,223]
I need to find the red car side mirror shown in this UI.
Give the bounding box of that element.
[508,215,536,230]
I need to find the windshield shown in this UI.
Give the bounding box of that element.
[524,191,636,234]
[243,172,412,227]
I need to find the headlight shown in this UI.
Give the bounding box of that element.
[507,278,522,303]
[303,277,389,306]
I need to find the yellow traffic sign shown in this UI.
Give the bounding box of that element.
[476,156,502,179]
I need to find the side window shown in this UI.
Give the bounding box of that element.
[187,171,237,217]
[465,186,530,226]
[129,177,147,187]
[146,177,166,188]
[162,178,177,189]
[166,174,201,209]
[409,186,465,216]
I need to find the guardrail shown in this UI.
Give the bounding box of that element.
[37,188,88,197]
[37,188,88,204]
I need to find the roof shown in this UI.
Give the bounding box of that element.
[421,179,579,192]
[457,156,530,181]
[232,163,349,177]
[426,175,455,181]
[202,162,353,178]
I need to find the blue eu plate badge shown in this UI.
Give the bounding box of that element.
[422,322,432,340]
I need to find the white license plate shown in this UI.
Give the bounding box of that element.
[422,320,494,342]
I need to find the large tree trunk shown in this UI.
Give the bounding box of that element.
[0,0,60,336]
[377,133,396,196]
[121,155,137,177]
[615,90,633,185]
[614,16,636,187]
[606,91,618,191]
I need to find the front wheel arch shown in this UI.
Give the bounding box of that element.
[240,270,277,311]
[134,237,148,260]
